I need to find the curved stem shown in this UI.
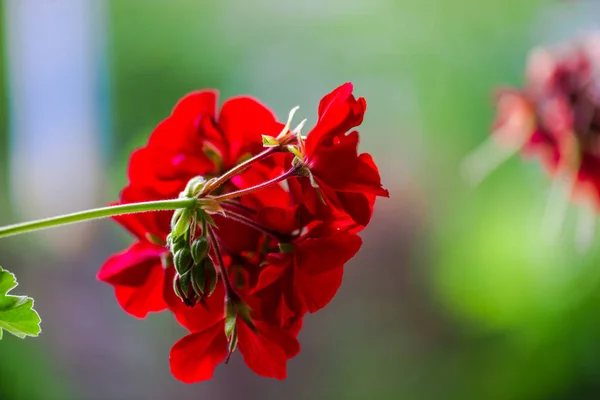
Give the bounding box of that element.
[224,210,282,241]
[205,147,279,195]
[221,200,257,215]
[0,198,196,239]
[210,168,297,202]
[207,226,235,295]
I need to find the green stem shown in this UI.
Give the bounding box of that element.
[0,198,196,239]
[205,147,279,195]
[210,168,297,202]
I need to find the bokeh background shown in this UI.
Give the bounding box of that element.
[2,0,600,399]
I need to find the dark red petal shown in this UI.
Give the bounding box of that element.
[218,96,282,162]
[309,131,387,197]
[253,254,291,292]
[309,131,359,188]
[112,263,167,318]
[349,153,389,197]
[97,242,166,286]
[336,191,373,227]
[212,215,261,254]
[127,146,211,195]
[238,320,299,379]
[169,322,228,384]
[294,265,344,313]
[305,83,366,155]
[257,206,301,234]
[169,282,226,333]
[296,233,362,275]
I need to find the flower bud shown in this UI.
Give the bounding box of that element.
[190,259,206,297]
[173,248,193,275]
[190,237,209,264]
[206,258,218,296]
[173,270,195,307]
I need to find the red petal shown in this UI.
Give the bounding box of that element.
[253,254,291,292]
[257,206,301,234]
[309,131,359,188]
[294,265,344,313]
[305,83,366,155]
[296,233,362,275]
[211,214,261,254]
[172,90,218,120]
[112,262,168,318]
[169,283,226,333]
[218,96,282,163]
[169,322,228,383]
[238,320,299,379]
[335,191,373,227]
[97,242,166,286]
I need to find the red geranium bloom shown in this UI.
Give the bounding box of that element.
[477,33,600,207]
[100,82,387,382]
[168,272,300,382]
[253,210,362,328]
[295,83,389,227]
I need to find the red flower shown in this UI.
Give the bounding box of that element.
[168,276,299,383]
[253,211,362,328]
[296,83,389,227]
[100,83,387,382]
[482,34,600,207]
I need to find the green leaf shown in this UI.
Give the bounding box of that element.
[0,267,41,339]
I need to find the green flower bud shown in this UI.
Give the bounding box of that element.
[190,260,206,297]
[173,248,193,275]
[190,237,209,264]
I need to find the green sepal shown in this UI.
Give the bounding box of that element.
[203,145,224,171]
[225,297,237,339]
[168,233,188,254]
[198,210,217,228]
[236,300,257,333]
[278,242,296,253]
[198,198,225,216]
[262,135,280,147]
[171,208,192,239]
[0,267,41,339]
[170,209,184,230]
[228,324,238,355]
[160,252,173,268]
[145,233,165,246]
[184,176,207,197]
[287,145,303,159]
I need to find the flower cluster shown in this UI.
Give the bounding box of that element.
[464,33,600,244]
[98,83,388,382]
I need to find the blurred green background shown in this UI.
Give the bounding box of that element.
[3,0,600,399]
